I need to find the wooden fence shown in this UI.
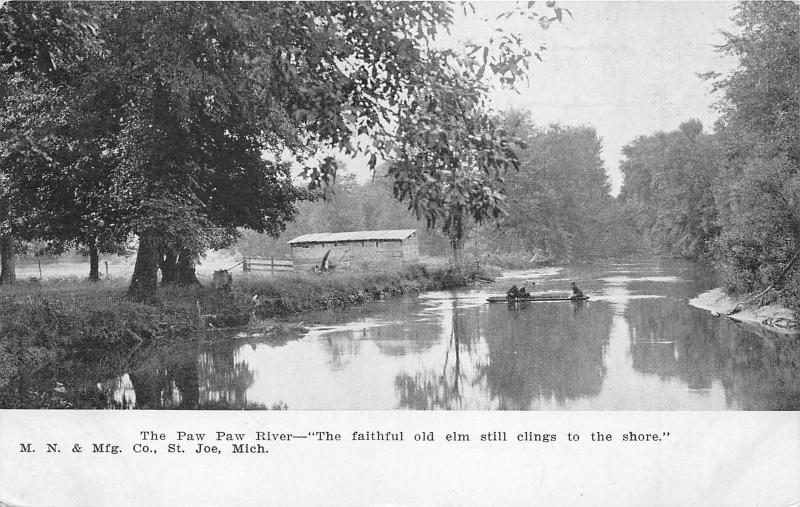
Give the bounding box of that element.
[242,257,294,274]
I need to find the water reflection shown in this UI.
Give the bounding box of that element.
[4,261,798,410]
[198,341,253,408]
[721,322,800,410]
[480,301,610,409]
[394,336,469,410]
[96,373,136,409]
[81,338,264,409]
[626,298,727,389]
[395,300,489,410]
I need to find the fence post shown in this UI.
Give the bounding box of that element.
[242,258,248,273]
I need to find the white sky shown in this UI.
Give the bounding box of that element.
[338,1,739,196]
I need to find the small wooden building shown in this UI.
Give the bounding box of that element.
[288,229,419,272]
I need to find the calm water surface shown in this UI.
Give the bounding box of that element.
[27,261,800,409]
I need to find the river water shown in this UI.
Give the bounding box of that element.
[20,260,800,410]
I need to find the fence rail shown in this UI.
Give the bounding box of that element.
[242,257,294,274]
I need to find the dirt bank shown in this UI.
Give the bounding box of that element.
[689,288,799,335]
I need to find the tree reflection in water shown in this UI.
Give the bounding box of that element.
[196,340,257,408]
[90,337,264,409]
[95,373,136,409]
[395,299,475,409]
[482,301,610,409]
[321,334,362,370]
[58,342,200,409]
[724,328,800,410]
[128,360,200,409]
[626,297,800,409]
[628,298,727,389]
[395,298,611,409]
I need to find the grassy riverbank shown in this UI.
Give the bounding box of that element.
[0,263,496,396]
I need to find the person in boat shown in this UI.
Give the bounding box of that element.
[506,284,520,299]
[518,282,533,299]
[569,281,584,299]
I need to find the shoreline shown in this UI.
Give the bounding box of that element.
[0,263,496,402]
[689,288,799,335]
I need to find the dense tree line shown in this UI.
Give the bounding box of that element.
[619,1,799,314]
[0,1,562,298]
[240,112,644,265]
[619,119,720,260]
[475,111,641,262]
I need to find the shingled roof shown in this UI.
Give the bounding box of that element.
[287,229,417,244]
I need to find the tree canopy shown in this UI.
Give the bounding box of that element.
[619,119,720,260]
[0,1,562,297]
[0,1,104,284]
[477,111,637,261]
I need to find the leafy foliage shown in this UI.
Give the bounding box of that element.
[479,111,637,261]
[0,1,106,283]
[1,1,563,296]
[706,2,799,313]
[618,120,720,259]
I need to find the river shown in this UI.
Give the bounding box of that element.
[19,260,800,410]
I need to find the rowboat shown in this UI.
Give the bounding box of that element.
[487,295,589,303]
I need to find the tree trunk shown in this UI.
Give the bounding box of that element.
[159,248,178,285]
[449,212,465,265]
[0,235,16,285]
[173,361,200,409]
[128,232,159,301]
[176,248,201,286]
[88,239,100,281]
[128,372,160,409]
[451,240,463,265]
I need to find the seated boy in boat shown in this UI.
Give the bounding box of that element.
[506,285,520,299]
[570,282,584,299]
[507,282,534,300]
